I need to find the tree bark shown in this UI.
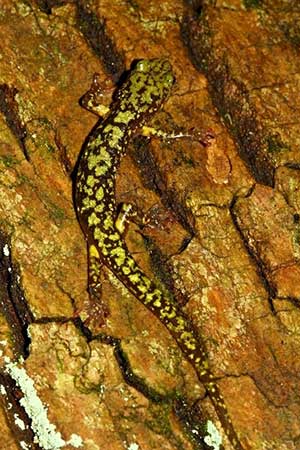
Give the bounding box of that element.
[0,1,299,449]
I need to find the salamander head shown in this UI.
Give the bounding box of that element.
[117,58,175,116]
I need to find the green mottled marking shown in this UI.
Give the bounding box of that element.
[115,111,136,124]
[88,212,101,226]
[75,59,243,450]
[88,148,112,170]
[86,175,96,187]
[95,187,104,201]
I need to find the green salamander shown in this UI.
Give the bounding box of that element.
[75,59,243,450]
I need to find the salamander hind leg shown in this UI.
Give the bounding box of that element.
[85,243,110,327]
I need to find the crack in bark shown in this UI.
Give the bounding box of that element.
[32,0,68,15]
[181,8,277,187]
[0,231,33,358]
[131,136,196,236]
[113,341,213,450]
[229,192,277,313]
[0,371,41,450]
[76,1,125,82]
[0,84,29,161]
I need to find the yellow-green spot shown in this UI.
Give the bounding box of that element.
[109,233,121,241]
[89,244,100,258]
[114,110,136,124]
[137,283,148,294]
[81,197,96,210]
[142,276,151,290]
[145,289,161,304]
[103,216,113,230]
[161,307,176,320]
[110,247,126,266]
[87,175,97,187]
[95,204,105,213]
[122,265,131,275]
[180,331,196,350]
[95,165,108,176]
[83,186,93,196]
[88,147,112,170]
[129,273,141,284]
[88,212,100,226]
[103,123,124,147]
[96,187,104,201]
[127,257,137,270]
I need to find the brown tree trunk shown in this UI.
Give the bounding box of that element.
[0,1,299,449]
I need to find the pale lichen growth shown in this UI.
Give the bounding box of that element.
[1,356,83,450]
[127,443,139,450]
[14,412,26,431]
[3,243,10,256]
[204,420,222,450]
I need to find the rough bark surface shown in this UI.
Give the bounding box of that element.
[0,1,300,449]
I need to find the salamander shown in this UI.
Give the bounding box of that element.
[75,59,243,450]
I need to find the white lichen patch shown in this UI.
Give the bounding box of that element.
[2,357,83,450]
[203,420,222,450]
[3,243,10,256]
[127,443,139,450]
[14,412,26,430]
[68,434,83,448]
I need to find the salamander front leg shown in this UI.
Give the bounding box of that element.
[115,202,139,235]
[80,73,114,118]
[141,125,215,147]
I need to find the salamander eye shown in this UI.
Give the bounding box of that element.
[165,73,175,86]
[136,60,148,72]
